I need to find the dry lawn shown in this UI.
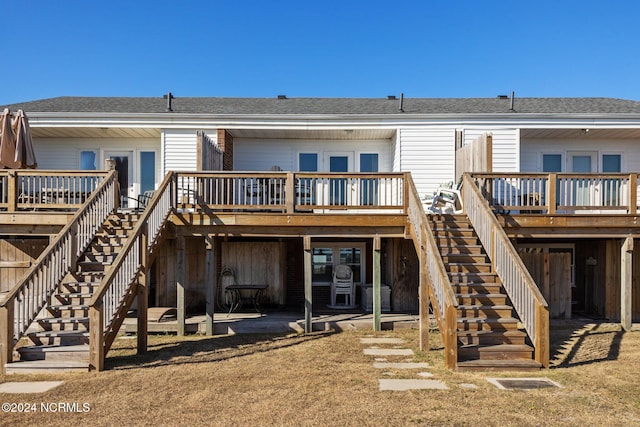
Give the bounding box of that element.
[1,319,639,427]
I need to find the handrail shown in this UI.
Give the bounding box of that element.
[88,171,175,370]
[0,170,117,370]
[173,171,406,213]
[471,172,638,215]
[0,170,108,211]
[462,173,549,367]
[405,174,458,369]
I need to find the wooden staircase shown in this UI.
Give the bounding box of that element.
[430,214,541,371]
[6,213,138,374]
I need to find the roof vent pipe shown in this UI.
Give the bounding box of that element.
[510,91,515,111]
[164,92,174,112]
[398,93,404,112]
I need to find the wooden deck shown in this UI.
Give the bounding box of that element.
[3,170,640,373]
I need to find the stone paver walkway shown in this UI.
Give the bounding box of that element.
[361,337,448,391]
[0,381,64,394]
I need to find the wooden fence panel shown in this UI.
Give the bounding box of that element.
[0,239,48,292]
[520,252,571,319]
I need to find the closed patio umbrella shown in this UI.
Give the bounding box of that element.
[0,108,18,168]
[12,109,37,168]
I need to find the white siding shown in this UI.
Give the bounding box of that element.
[399,127,456,199]
[33,137,160,170]
[233,138,393,172]
[464,128,520,173]
[163,129,198,174]
[521,137,640,172]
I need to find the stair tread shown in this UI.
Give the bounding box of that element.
[49,304,89,310]
[456,293,506,297]
[458,329,526,336]
[18,344,89,352]
[5,360,89,369]
[57,292,93,298]
[29,330,90,337]
[458,317,519,323]
[460,343,533,351]
[456,359,541,369]
[39,317,89,323]
[457,304,512,309]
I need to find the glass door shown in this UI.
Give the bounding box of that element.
[568,152,596,207]
[324,152,353,205]
[105,150,134,207]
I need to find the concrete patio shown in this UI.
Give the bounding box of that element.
[123,311,421,335]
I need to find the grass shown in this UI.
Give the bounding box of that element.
[1,319,639,426]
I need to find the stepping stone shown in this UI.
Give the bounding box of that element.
[379,379,448,391]
[360,338,405,345]
[374,358,388,362]
[0,381,64,394]
[364,348,413,356]
[459,383,478,389]
[417,372,434,378]
[373,362,430,369]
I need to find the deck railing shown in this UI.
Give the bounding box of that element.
[471,172,639,214]
[406,176,458,369]
[0,171,117,372]
[0,170,106,211]
[88,172,175,371]
[173,171,406,213]
[463,173,549,367]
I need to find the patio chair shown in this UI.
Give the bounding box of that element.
[330,264,355,308]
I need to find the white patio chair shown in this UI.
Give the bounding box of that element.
[331,264,354,308]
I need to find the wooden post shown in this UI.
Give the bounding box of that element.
[547,173,557,215]
[176,235,186,336]
[621,236,633,331]
[286,172,295,213]
[534,303,550,368]
[629,174,637,215]
[205,234,216,336]
[419,241,430,352]
[373,237,381,332]
[7,171,17,212]
[0,302,15,375]
[303,236,312,333]
[89,303,104,371]
[485,133,493,173]
[137,223,149,354]
[69,222,78,273]
[444,305,458,370]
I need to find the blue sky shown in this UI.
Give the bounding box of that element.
[3,0,639,104]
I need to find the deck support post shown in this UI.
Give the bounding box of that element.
[303,236,313,333]
[205,234,216,336]
[419,246,430,352]
[176,235,186,336]
[89,303,104,371]
[137,223,149,354]
[373,237,381,332]
[0,303,14,375]
[621,236,633,331]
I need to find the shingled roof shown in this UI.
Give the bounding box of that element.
[3,96,640,115]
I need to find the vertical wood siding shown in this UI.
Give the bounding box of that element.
[464,128,520,173]
[0,238,48,292]
[221,241,286,306]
